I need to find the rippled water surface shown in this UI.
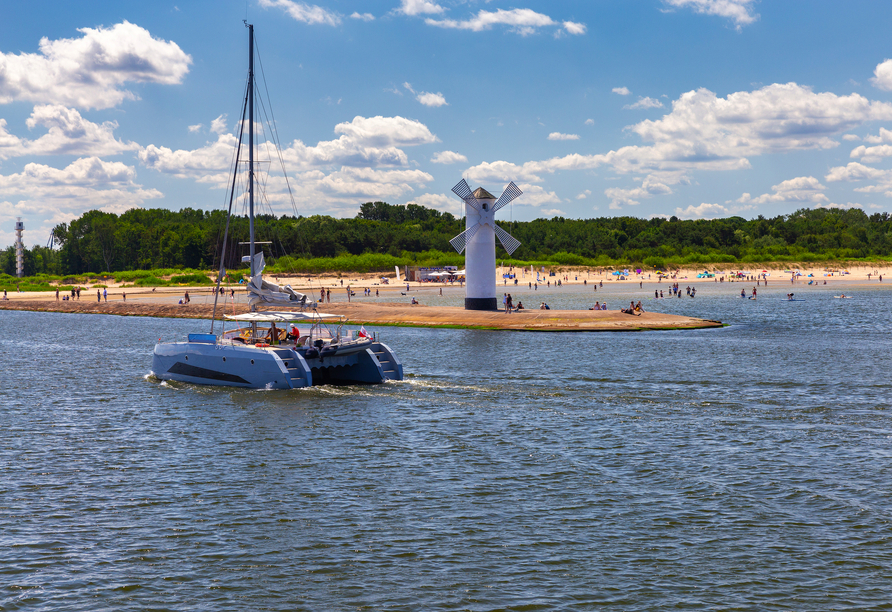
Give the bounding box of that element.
[2,284,891,610]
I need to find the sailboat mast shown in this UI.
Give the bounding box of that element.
[248,24,255,278]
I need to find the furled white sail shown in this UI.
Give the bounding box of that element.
[246,252,308,307]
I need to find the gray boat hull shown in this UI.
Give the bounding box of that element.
[152,338,402,388]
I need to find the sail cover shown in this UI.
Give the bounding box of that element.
[246,252,308,307]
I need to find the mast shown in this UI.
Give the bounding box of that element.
[248,23,255,280]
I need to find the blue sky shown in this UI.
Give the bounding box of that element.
[4,0,892,248]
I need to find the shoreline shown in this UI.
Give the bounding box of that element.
[0,299,723,332]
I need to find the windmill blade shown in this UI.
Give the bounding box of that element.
[494,223,521,255]
[449,223,480,254]
[491,181,523,213]
[452,179,481,211]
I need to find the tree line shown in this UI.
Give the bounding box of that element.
[4,202,892,276]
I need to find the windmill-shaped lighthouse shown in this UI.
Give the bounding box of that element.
[449,179,522,310]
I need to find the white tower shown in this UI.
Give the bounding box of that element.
[14,217,24,278]
[449,179,522,310]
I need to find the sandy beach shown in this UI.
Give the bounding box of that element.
[1,262,888,331]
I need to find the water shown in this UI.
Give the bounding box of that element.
[2,283,891,610]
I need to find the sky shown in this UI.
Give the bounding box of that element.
[4,0,892,249]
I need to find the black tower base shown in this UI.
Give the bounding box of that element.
[465,297,498,311]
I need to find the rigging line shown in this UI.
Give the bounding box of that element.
[211,84,249,334]
[254,43,310,258]
[211,73,251,271]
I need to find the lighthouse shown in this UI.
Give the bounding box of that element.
[14,218,24,278]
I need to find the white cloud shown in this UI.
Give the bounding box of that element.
[350,12,375,21]
[417,92,448,107]
[333,115,439,147]
[0,105,138,160]
[612,87,631,96]
[605,174,675,209]
[825,162,887,183]
[188,124,203,133]
[398,0,444,16]
[0,157,161,220]
[431,150,467,164]
[576,189,592,200]
[862,127,892,144]
[563,22,587,35]
[138,115,439,216]
[0,21,191,110]
[871,59,892,91]
[547,132,579,141]
[426,8,585,36]
[258,0,341,25]
[663,0,759,30]
[405,192,454,213]
[210,114,228,135]
[842,134,860,141]
[674,203,730,219]
[736,176,829,204]
[585,118,595,126]
[625,96,664,110]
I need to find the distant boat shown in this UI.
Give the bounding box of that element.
[151,24,402,388]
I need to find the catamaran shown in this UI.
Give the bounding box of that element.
[151,23,403,388]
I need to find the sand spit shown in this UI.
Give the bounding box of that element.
[0,298,721,332]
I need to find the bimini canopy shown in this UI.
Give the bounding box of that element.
[225,311,341,323]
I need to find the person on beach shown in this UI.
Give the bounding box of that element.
[636,301,644,312]
[97,289,101,302]
[55,289,59,301]
[76,287,80,299]
[503,293,508,312]
[507,293,513,312]
[184,291,189,304]
[103,288,108,302]
[320,288,324,303]
[590,301,600,310]
[3,289,6,300]
[123,291,126,302]
[516,301,524,310]
[655,290,658,299]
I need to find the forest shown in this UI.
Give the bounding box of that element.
[3,202,892,278]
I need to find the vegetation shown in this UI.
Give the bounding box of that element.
[2,203,892,289]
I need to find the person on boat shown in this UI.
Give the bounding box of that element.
[287,324,300,343]
[266,323,282,345]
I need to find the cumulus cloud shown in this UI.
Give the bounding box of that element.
[0,105,138,160]
[585,118,595,125]
[871,59,892,91]
[405,192,455,213]
[210,114,228,135]
[258,0,341,25]
[663,0,759,30]
[0,157,161,221]
[625,96,664,110]
[735,176,829,204]
[333,115,438,147]
[576,189,592,199]
[0,21,191,110]
[862,127,892,144]
[397,0,444,16]
[350,12,375,21]
[188,124,203,133]
[547,132,579,141]
[417,92,448,107]
[605,174,675,209]
[431,150,467,164]
[426,8,585,36]
[138,115,440,216]
[612,87,631,96]
[825,162,888,183]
